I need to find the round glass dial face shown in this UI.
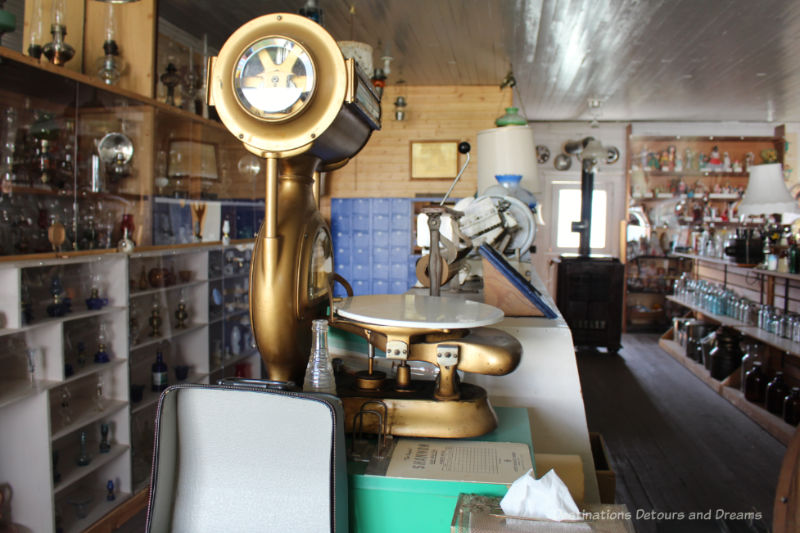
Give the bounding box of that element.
[233,37,316,121]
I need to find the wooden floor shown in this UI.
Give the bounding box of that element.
[577,333,787,533]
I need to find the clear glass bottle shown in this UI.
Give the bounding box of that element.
[303,319,336,394]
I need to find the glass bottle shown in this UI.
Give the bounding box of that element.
[783,387,800,426]
[740,342,761,392]
[743,362,766,403]
[151,351,168,392]
[303,319,336,394]
[766,371,789,415]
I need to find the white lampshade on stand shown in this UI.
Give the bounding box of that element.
[738,163,799,216]
[477,126,540,194]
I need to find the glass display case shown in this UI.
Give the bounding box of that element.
[0,46,263,256]
[0,46,264,532]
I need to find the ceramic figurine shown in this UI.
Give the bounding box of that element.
[684,148,694,171]
[675,153,683,172]
[732,160,743,173]
[659,150,670,171]
[647,152,659,170]
[95,375,105,411]
[99,423,111,453]
[76,431,90,466]
[667,145,676,171]
[723,152,732,171]
[222,219,231,246]
[745,152,755,170]
[709,146,722,168]
[106,480,115,501]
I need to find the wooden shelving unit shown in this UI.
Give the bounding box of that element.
[659,328,796,445]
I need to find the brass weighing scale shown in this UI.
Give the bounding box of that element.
[207,13,522,439]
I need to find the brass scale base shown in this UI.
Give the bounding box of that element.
[337,373,498,439]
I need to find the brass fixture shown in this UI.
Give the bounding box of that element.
[207,13,380,383]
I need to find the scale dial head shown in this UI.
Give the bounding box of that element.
[233,37,316,122]
[208,13,350,157]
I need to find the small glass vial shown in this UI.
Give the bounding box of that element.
[303,319,336,394]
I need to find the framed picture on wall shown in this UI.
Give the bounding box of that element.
[410,140,459,179]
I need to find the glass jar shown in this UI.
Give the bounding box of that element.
[783,387,800,426]
[744,362,766,403]
[766,371,789,415]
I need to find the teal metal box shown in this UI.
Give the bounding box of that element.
[348,406,534,533]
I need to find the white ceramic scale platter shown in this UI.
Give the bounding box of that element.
[335,294,504,329]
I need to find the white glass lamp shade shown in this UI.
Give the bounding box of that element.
[477,126,540,194]
[738,163,798,216]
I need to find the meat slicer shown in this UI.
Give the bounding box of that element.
[207,13,521,439]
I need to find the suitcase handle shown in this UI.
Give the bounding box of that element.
[216,377,300,391]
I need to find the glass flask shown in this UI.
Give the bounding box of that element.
[303,319,336,394]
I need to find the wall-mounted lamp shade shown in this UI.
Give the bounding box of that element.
[477,126,540,194]
[738,163,798,216]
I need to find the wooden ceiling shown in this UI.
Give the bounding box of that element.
[158,0,800,122]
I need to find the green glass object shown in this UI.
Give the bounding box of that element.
[494,107,527,127]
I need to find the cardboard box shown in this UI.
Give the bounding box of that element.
[590,432,616,504]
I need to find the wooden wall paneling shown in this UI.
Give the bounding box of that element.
[23,0,84,73]
[83,0,156,98]
[327,84,511,200]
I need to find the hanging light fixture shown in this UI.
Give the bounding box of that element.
[738,163,799,218]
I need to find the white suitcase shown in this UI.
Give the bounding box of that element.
[145,381,347,533]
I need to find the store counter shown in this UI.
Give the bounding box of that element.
[463,267,600,504]
[329,268,600,512]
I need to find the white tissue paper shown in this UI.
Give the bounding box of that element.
[500,469,583,522]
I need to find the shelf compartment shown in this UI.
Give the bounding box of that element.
[718,386,796,446]
[52,401,127,441]
[131,372,210,415]
[129,279,207,298]
[63,359,127,386]
[130,322,208,351]
[665,295,747,328]
[658,337,728,394]
[54,443,129,495]
[62,489,132,533]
